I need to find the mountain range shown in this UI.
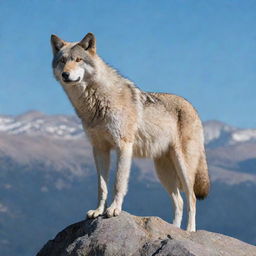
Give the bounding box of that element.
[2,111,256,146]
[0,111,256,256]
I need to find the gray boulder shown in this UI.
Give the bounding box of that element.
[37,211,256,256]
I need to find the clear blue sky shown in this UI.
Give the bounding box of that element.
[0,0,255,127]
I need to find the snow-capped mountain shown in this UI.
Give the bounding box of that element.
[203,120,256,146]
[203,120,235,144]
[1,111,256,146]
[0,111,84,139]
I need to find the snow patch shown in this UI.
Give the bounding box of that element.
[0,114,84,139]
[231,130,256,143]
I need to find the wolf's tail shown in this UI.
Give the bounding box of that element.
[193,153,210,200]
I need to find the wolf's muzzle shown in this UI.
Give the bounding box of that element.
[62,72,70,80]
[62,72,80,83]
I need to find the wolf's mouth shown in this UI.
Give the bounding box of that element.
[63,77,80,83]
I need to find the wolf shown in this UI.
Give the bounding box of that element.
[50,32,210,232]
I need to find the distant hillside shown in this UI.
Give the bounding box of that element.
[0,111,256,256]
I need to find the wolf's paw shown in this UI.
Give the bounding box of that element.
[87,208,104,219]
[186,227,196,232]
[106,206,121,217]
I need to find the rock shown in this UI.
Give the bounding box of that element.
[37,211,256,256]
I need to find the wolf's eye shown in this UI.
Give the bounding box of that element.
[76,57,82,62]
[60,57,66,64]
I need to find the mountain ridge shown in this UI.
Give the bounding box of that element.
[2,111,256,145]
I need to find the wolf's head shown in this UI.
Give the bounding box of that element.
[50,33,97,85]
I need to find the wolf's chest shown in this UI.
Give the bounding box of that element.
[82,112,129,147]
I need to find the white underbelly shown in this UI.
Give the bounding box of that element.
[133,105,176,158]
[133,124,173,158]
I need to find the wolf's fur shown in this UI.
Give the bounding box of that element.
[50,33,210,232]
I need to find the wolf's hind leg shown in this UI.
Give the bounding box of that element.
[154,157,183,228]
[170,147,196,232]
[170,187,183,227]
[87,147,110,219]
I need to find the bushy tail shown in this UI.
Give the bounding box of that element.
[194,154,210,200]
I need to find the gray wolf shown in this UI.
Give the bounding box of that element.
[50,33,210,232]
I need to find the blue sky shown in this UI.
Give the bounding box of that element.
[0,0,255,127]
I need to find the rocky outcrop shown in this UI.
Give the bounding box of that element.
[37,211,256,256]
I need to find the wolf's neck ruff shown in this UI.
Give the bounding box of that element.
[62,56,139,127]
[75,85,110,127]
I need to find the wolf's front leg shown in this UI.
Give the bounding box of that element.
[106,142,133,217]
[87,147,110,218]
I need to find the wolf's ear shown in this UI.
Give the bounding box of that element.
[78,33,96,54]
[51,34,65,55]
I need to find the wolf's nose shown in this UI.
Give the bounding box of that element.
[62,72,70,80]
